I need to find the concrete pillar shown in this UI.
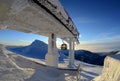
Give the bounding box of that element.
[68,38,75,68]
[45,33,58,67]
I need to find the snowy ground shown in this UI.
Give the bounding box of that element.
[0,44,103,81]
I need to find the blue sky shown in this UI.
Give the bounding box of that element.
[0,29,48,46]
[0,0,120,52]
[60,0,120,52]
[60,0,120,41]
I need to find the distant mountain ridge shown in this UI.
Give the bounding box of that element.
[6,40,119,66]
[30,40,47,48]
[6,40,48,59]
[61,49,119,66]
[6,40,67,62]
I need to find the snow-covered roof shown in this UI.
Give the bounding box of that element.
[0,0,79,42]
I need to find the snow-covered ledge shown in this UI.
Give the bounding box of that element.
[93,54,120,81]
[45,33,58,67]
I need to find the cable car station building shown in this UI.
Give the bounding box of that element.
[0,0,80,68]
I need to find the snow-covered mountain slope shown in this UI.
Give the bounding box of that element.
[7,39,107,66]
[0,44,102,81]
[93,54,120,81]
[7,40,67,62]
[7,40,48,59]
[61,50,106,66]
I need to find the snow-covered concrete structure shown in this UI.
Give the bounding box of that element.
[68,38,75,68]
[93,54,120,81]
[0,0,79,67]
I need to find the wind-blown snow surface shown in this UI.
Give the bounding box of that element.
[0,44,102,81]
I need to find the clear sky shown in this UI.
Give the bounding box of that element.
[0,0,120,52]
[60,0,120,52]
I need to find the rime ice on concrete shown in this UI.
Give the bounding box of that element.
[68,38,75,68]
[46,33,58,67]
[93,54,120,81]
[0,0,79,67]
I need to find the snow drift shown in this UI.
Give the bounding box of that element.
[0,44,34,81]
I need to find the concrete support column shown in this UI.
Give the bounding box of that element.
[68,38,75,68]
[45,33,58,67]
